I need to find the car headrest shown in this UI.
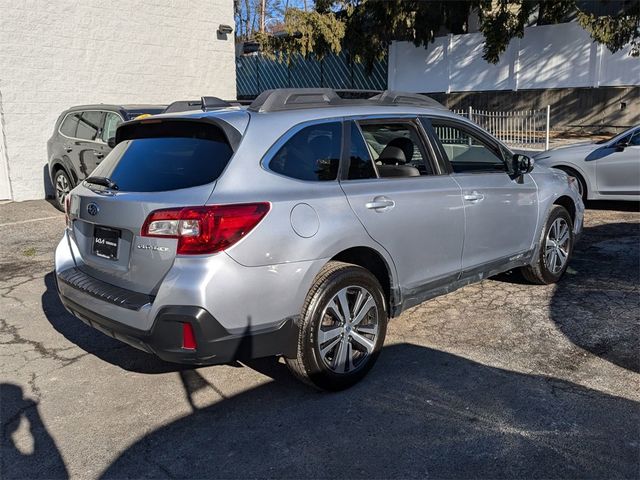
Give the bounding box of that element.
[387,137,414,162]
[308,135,332,160]
[379,145,407,165]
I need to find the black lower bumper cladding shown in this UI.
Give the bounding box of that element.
[58,290,298,365]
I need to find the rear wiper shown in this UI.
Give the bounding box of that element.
[85,176,119,190]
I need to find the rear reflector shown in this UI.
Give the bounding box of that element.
[182,323,197,350]
[141,203,270,255]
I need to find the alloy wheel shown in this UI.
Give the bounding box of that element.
[317,285,379,374]
[55,173,70,206]
[545,217,570,274]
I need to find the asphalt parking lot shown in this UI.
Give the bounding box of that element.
[1,199,638,479]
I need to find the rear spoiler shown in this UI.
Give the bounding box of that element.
[163,96,251,114]
[114,117,242,151]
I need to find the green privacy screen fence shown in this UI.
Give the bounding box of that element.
[236,52,388,99]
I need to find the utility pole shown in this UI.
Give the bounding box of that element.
[260,0,266,32]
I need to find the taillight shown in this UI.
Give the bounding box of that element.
[141,203,270,255]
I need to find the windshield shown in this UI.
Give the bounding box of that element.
[595,126,639,145]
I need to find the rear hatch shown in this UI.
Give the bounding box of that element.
[67,117,240,295]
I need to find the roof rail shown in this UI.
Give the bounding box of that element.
[373,90,445,109]
[248,89,343,112]
[248,88,445,113]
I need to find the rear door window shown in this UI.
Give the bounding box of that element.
[358,121,434,177]
[89,122,234,192]
[347,122,376,180]
[268,122,341,181]
[76,111,104,141]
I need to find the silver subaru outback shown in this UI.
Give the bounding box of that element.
[55,89,584,390]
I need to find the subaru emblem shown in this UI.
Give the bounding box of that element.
[87,203,99,216]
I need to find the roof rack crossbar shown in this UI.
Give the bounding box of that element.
[248,88,445,113]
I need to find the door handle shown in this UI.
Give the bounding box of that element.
[366,197,395,210]
[95,152,104,159]
[463,192,485,202]
[64,146,73,153]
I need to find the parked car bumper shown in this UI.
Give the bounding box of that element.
[56,288,298,364]
[54,231,324,364]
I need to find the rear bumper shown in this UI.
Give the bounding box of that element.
[56,274,298,365]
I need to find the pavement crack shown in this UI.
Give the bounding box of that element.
[0,317,87,366]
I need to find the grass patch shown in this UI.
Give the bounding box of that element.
[22,247,37,257]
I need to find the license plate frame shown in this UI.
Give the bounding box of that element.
[93,226,120,260]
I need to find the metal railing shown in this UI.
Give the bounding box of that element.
[454,106,551,151]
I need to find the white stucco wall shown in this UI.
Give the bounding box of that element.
[0,0,236,201]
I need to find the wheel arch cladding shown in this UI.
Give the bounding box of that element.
[554,165,587,195]
[331,246,394,316]
[52,160,76,184]
[553,195,576,224]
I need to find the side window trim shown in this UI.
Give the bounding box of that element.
[58,110,123,144]
[339,120,350,180]
[261,118,344,183]
[355,117,439,177]
[419,116,453,175]
[426,116,509,175]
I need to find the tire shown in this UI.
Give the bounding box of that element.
[53,169,72,211]
[521,205,574,285]
[557,167,587,202]
[286,261,388,391]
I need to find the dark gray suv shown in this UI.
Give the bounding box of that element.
[47,104,165,209]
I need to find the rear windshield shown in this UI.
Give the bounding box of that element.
[91,134,233,192]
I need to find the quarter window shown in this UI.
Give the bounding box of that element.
[269,122,341,181]
[431,122,506,173]
[60,113,81,137]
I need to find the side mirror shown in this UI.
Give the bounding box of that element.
[512,153,534,176]
[615,141,628,152]
[107,137,116,148]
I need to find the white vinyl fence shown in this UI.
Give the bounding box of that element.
[454,106,550,151]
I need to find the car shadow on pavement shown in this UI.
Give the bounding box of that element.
[0,383,68,479]
[550,221,640,373]
[99,344,639,479]
[41,272,188,374]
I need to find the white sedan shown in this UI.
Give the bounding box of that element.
[534,126,640,201]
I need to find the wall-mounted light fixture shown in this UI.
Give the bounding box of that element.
[218,24,233,35]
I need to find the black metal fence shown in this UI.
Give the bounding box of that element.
[236,52,388,99]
